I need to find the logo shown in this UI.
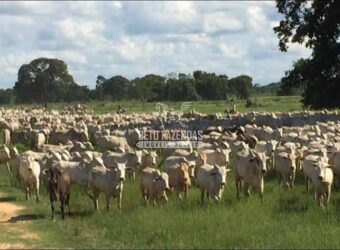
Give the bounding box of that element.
[136,102,203,149]
[155,102,192,127]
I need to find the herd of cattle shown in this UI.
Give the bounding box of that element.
[1,105,340,220]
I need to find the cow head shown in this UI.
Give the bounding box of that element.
[216,148,231,166]
[178,163,191,187]
[43,167,60,185]
[114,159,127,182]
[142,150,158,166]
[210,165,230,188]
[197,153,207,166]
[134,150,143,166]
[313,162,333,183]
[153,171,170,194]
[249,150,268,176]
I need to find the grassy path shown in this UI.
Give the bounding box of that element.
[0,192,39,248]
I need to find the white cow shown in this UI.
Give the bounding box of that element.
[303,158,333,207]
[233,149,268,201]
[18,154,41,201]
[87,160,126,210]
[195,164,230,203]
[274,152,296,188]
[140,167,170,205]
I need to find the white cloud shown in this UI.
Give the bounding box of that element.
[219,44,246,59]
[0,1,312,89]
[203,12,244,33]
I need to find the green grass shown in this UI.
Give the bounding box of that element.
[2,161,340,248]
[0,95,303,114]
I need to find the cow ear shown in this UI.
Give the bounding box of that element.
[226,169,231,173]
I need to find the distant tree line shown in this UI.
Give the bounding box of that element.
[0,57,256,106]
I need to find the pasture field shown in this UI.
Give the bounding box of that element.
[1,95,303,114]
[2,156,340,248]
[1,97,339,249]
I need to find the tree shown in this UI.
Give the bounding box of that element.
[274,0,340,108]
[0,89,14,104]
[193,71,228,100]
[100,75,129,101]
[165,77,200,101]
[253,83,282,95]
[277,58,306,96]
[134,74,166,103]
[95,75,106,100]
[14,58,76,106]
[228,75,253,99]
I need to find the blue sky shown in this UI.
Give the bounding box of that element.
[0,1,311,89]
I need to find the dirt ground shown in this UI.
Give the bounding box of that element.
[0,193,38,249]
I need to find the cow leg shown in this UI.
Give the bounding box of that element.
[259,187,264,204]
[278,172,282,186]
[290,171,295,189]
[315,190,321,206]
[283,175,289,189]
[35,180,40,202]
[117,190,122,209]
[305,176,309,193]
[88,188,100,210]
[51,201,56,221]
[177,192,183,201]
[206,191,210,201]
[243,183,250,198]
[25,186,30,201]
[200,189,205,204]
[93,190,100,210]
[141,189,148,204]
[60,198,65,220]
[184,187,188,199]
[6,162,11,174]
[235,178,241,200]
[162,192,168,203]
[326,186,331,207]
[66,193,71,215]
[106,193,111,210]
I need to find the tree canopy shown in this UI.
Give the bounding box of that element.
[274,0,340,108]
[13,58,89,105]
[228,75,253,100]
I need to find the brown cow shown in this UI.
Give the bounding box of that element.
[167,162,191,200]
[43,167,72,221]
